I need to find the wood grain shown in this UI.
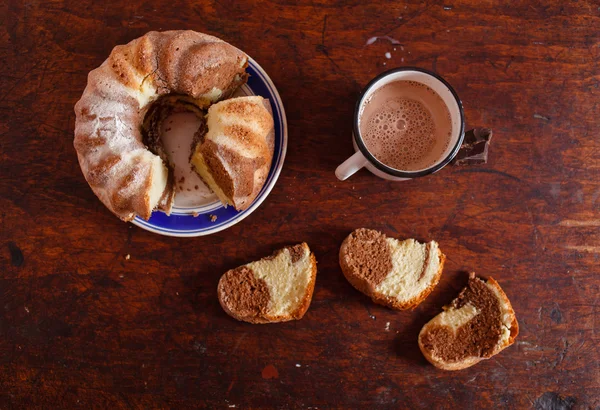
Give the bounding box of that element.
[1,0,599,408]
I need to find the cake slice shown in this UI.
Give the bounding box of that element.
[218,243,317,324]
[339,228,445,310]
[191,95,275,211]
[418,272,519,370]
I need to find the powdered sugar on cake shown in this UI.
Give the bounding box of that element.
[73,30,249,221]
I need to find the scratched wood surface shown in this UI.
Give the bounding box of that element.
[1,0,599,408]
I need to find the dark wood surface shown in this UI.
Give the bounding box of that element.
[1,0,599,408]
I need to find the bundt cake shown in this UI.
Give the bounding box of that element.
[191,96,275,211]
[74,30,251,221]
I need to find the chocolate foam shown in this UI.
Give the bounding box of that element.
[359,80,452,171]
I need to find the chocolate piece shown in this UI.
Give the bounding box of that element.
[452,128,492,166]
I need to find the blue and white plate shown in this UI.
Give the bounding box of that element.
[131,57,287,237]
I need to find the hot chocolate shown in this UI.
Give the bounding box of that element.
[359,80,452,171]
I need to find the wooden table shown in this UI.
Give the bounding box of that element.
[1,1,599,408]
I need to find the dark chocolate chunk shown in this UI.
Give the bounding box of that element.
[452,128,493,166]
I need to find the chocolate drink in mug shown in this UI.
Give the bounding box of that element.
[358,80,452,172]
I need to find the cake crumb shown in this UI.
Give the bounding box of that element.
[192,212,200,217]
[125,254,130,260]
[210,214,218,222]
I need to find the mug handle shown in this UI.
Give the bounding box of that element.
[335,151,369,181]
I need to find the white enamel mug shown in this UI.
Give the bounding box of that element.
[335,67,465,181]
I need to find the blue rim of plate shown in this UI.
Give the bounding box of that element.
[131,57,288,237]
